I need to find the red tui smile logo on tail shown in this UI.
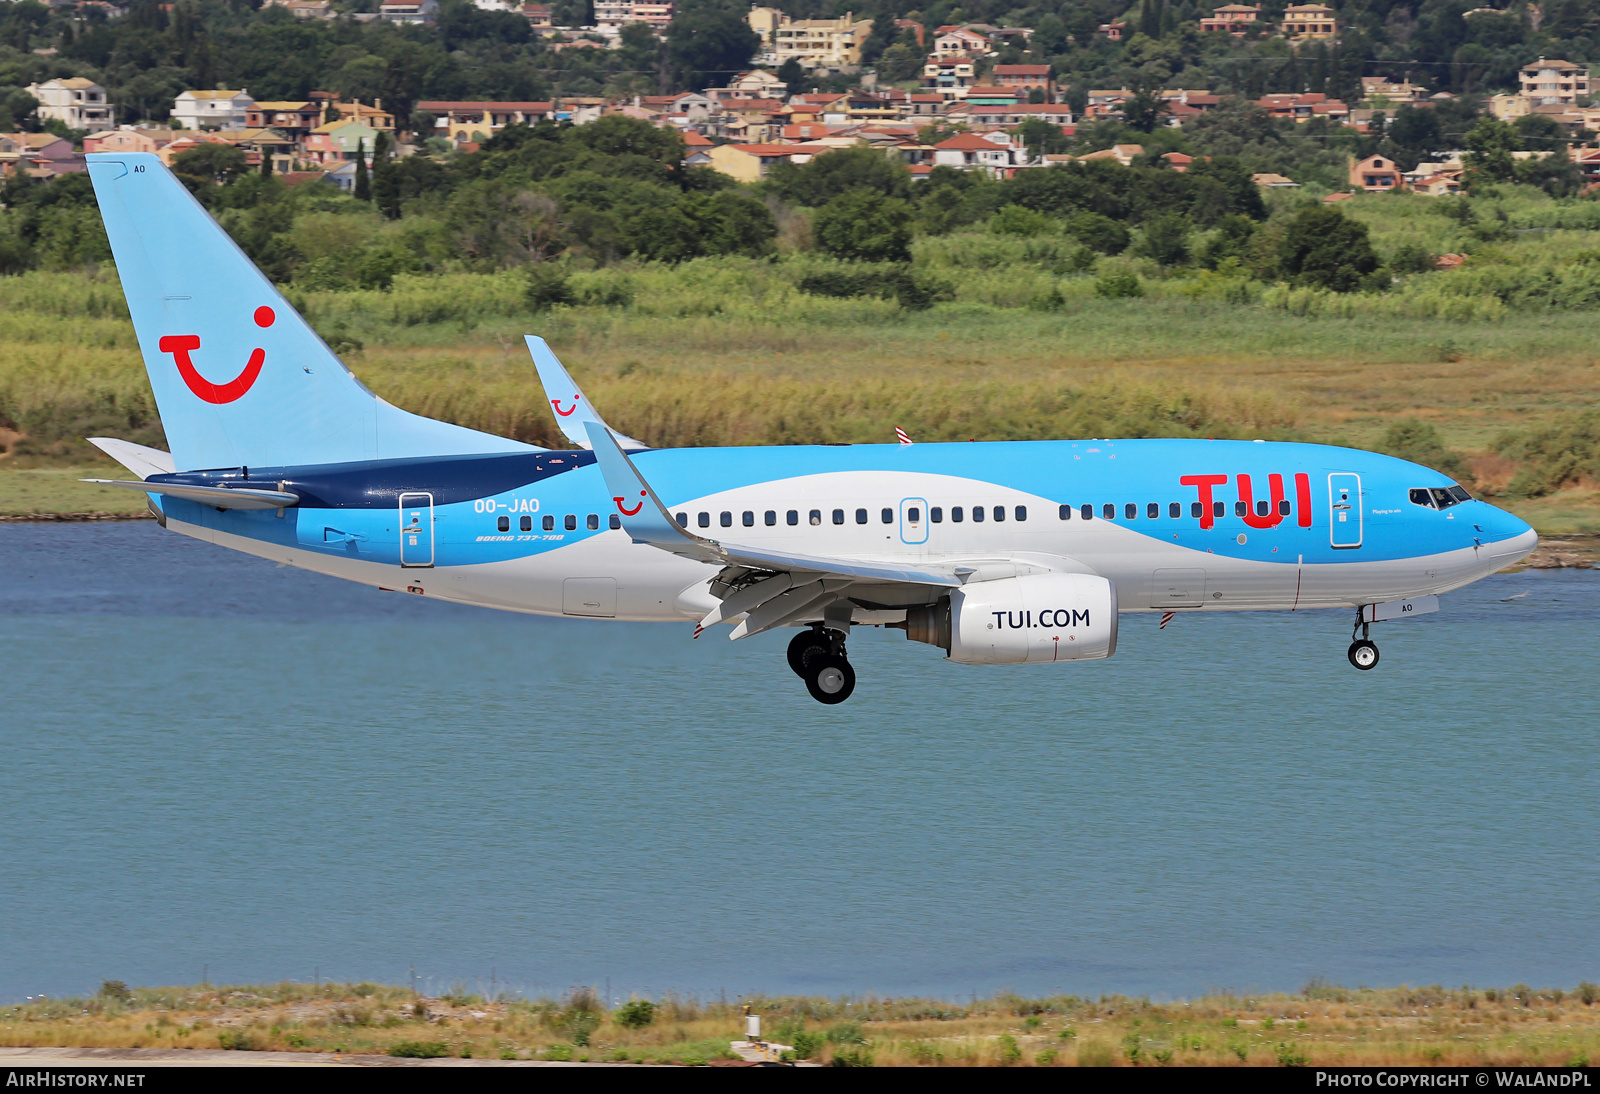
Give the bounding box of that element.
[161,306,275,404]
[551,396,580,416]
[614,490,646,516]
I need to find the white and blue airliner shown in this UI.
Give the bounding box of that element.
[81,153,1536,703]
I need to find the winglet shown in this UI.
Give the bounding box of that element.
[526,336,648,451]
[583,420,719,562]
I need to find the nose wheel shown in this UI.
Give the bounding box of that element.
[1348,639,1380,670]
[1347,616,1380,670]
[787,626,857,704]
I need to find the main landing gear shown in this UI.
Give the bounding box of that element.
[787,625,856,705]
[1347,616,1380,671]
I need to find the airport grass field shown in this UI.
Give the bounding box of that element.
[1,188,1598,530]
[3,981,1598,1066]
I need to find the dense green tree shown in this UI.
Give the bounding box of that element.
[1464,116,1517,183]
[171,143,249,186]
[1279,206,1381,293]
[812,188,914,263]
[876,42,923,83]
[768,145,911,206]
[1513,112,1568,152]
[353,140,370,203]
[666,0,759,89]
[1135,212,1190,266]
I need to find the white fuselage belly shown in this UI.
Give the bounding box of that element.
[167,514,1521,624]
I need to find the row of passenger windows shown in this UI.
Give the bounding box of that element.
[673,506,1030,528]
[493,497,1305,534]
[1061,499,1293,520]
[497,513,622,532]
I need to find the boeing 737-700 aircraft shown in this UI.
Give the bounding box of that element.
[81,153,1536,703]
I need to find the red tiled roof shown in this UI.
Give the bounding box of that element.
[415,101,553,111]
[994,64,1051,75]
[934,132,1007,150]
[726,143,832,155]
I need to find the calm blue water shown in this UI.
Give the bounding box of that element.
[1,521,1596,1004]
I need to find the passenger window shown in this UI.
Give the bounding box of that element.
[1169,502,1180,518]
[1081,504,1093,520]
[952,506,964,522]
[973,505,985,523]
[1278,499,1291,515]
[609,514,620,530]
[1125,503,1137,520]
[765,510,776,526]
[676,512,687,527]
[1103,503,1115,520]
[1060,504,1072,520]
[855,508,868,524]
[1147,502,1158,519]
[1234,500,1247,517]
[881,508,894,524]
[520,515,532,532]
[787,510,799,525]
[698,512,710,528]
[832,509,844,525]
[721,511,733,527]
[1015,505,1026,521]
[742,511,754,527]
[1256,500,1270,516]
[497,516,509,532]
[908,507,921,522]
[1190,501,1202,518]
[543,514,555,531]
[564,514,576,531]
[1213,501,1225,517]
[992,505,1004,522]
[931,507,943,522]
[810,509,822,525]
[587,514,599,530]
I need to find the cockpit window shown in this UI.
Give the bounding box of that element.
[1410,485,1472,510]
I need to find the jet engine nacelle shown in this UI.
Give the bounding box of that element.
[903,573,1117,665]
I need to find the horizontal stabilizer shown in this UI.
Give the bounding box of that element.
[526,336,648,451]
[82,479,299,511]
[86,437,176,481]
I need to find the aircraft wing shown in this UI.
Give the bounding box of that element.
[583,421,959,638]
[82,479,300,511]
[526,336,648,452]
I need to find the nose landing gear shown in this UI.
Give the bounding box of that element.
[787,625,857,704]
[1347,616,1380,670]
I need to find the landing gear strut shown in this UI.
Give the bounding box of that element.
[787,625,856,704]
[1347,616,1380,671]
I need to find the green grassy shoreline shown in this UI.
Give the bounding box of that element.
[5,980,1599,1067]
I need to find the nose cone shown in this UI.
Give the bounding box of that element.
[1474,503,1537,566]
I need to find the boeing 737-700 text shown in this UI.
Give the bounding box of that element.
[80,153,1536,703]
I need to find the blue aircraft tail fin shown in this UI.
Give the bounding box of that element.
[87,152,537,471]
